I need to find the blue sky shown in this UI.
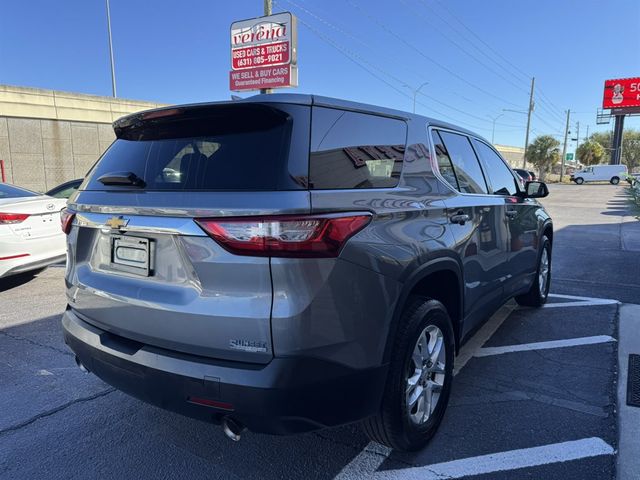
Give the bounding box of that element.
[1,0,639,150]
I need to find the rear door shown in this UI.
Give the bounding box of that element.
[67,103,310,364]
[431,129,510,335]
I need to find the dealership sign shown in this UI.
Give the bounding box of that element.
[603,77,640,111]
[230,12,298,91]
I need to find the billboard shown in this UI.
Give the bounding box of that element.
[603,77,640,111]
[230,12,298,92]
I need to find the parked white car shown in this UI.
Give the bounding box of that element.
[570,164,628,185]
[0,183,67,278]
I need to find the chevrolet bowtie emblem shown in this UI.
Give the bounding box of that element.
[105,216,129,230]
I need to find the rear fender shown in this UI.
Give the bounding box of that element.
[382,255,464,363]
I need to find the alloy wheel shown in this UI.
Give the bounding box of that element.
[539,247,550,297]
[405,325,446,425]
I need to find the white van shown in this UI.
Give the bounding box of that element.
[571,164,627,185]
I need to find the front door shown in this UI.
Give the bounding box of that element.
[471,138,539,297]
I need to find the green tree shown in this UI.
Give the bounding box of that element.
[622,130,640,172]
[589,132,612,163]
[525,135,560,180]
[576,140,605,166]
[588,129,640,172]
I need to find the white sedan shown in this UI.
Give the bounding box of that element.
[0,183,67,278]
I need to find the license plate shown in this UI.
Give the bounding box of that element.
[110,236,153,276]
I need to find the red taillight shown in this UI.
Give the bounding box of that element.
[195,213,372,258]
[60,208,76,234]
[0,212,30,224]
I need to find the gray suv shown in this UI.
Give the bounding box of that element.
[61,94,552,451]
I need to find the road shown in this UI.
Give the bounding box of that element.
[0,183,637,479]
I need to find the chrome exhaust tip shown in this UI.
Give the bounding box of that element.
[222,417,245,442]
[74,355,89,374]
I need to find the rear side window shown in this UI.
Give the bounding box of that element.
[431,131,459,190]
[0,184,39,199]
[434,130,488,194]
[472,139,519,196]
[309,107,406,189]
[84,104,308,191]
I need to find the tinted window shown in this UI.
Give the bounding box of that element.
[473,139,519,196]
[85,104,307,191]
[437,131,488,194]
[49,185,79,199]
[309,107,406,189]
[431,130,459,190]
[0,184,39,199]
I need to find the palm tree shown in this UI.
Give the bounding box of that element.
[525,135,560,181]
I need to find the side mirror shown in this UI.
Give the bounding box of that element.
[524,181,549,198]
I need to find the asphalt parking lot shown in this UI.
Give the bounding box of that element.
[1,183,638,479]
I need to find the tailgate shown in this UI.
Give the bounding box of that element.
[66,191,311,365]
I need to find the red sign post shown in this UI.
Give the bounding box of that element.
[603,77,640,111]
[229,12,298,92]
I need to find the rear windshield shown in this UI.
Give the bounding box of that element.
[0,184,39,199]
[84,104,308,191]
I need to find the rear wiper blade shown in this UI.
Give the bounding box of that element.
[98,171,146,188]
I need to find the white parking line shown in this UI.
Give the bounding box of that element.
[336,296,615,478]
[337,304,517,478]
[543,293,618,309]
[370,437,614,479]
[475,335,616,357]
[453,302,515,375]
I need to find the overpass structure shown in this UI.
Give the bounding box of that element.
[0,84,165,192]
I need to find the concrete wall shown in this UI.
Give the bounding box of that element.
[0,85,166,192]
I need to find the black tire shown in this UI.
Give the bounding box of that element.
[515,236,551,307]
[362,297,454,451]
[611,176,620,185]
[575,177,584,185]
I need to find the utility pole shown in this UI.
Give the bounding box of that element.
[260,0,273,95]
[106,0,117,97]
[522,77,535,168]
[585,124,589,141]
[575,121,580,153]
[559,110,570,182]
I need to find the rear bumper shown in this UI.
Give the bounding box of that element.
[0,252,66,278]
[0,233,66,278]
[62,308,388,434]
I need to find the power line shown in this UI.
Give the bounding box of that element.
[433,0,531,81]
[280,7,514,133]
[344,0,523,108]
[400,0,530,95]
[431,0,567,117]
[278,0,525,128]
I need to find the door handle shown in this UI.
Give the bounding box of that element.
[505,209,518,219]
[450,211,470,225]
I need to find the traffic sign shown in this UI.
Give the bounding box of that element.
[566,153,574,161]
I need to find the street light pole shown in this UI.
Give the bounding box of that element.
[488,113,504,144]
[404,82,428,113]
[106,0,117,97]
